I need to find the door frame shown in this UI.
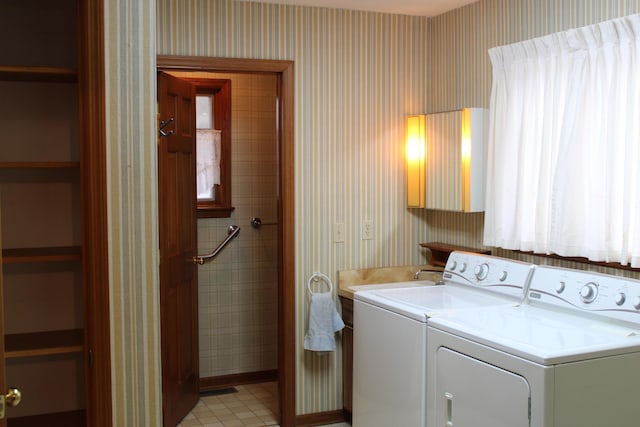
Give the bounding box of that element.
[79,0,112,425]
[156,55,296,427]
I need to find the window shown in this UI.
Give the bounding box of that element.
[484,14,640,267]
[189,79,233,218]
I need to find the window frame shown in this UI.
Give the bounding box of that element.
[188,78,233,218]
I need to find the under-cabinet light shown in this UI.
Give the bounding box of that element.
[406,114,426,208]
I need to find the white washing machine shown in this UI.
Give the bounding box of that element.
[352,252,536,427]
[426,265,640,427]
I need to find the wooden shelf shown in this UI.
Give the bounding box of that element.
[0,66,78,83]
[2,246,81,264]
[9,410,85,427]
[420,242,491,266]
[0,162,80,169]
[5,329,84,359]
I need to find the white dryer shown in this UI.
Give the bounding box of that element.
[426,265,640,427]
[352,252,535,427]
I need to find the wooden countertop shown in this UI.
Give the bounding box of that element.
[338,265,443,299]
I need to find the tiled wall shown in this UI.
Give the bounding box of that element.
[188,72,279,377]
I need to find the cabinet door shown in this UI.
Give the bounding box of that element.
[424,109,487,212]
[435,347,530,427]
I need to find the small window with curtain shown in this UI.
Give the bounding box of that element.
[189,78,233,218]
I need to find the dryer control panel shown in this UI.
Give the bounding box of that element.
[528,265,640,324]
[443,251,535,299]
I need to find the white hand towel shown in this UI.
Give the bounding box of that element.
[303,292,345,352]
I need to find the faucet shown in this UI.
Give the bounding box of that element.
[414,268,444,280]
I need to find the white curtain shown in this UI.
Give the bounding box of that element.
[484,14,640,266]
[196,129,221,200]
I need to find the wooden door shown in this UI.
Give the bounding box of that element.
[0,205,5,427]
[157,72,199,427]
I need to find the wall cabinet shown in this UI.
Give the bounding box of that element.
[0,1,109,425]
[408,108,487,212]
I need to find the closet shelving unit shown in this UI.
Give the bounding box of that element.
[0,2,88,425]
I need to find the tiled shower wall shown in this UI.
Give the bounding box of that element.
[193,72,279,378]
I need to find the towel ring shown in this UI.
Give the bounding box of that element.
[307,272,333,296]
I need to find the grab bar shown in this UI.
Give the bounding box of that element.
[192,225,240,265]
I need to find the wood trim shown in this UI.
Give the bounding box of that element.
[186,78,234,217]
[420,241,491,266]
[0,162,80,168]
[9,410,85,427]
[295,410,344,427]
[512,250,640,272]
[278,60,296,427]
[1,246,81,263]
[157,55,296,427]
[5,329,84,358]
[199,370,278,392]
[78,0,112,425]
[0,65,77,82]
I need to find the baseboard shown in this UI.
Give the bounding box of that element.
[295,409,344,426]
[199,370,278,392]
[342,408,352,423]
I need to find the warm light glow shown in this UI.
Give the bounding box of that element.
[406,115,426,208]
[461,109,472,162]
[406,115,426,161]
[461,108,471,211]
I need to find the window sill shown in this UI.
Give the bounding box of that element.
[513,250,640,273]
[197,206,235,219]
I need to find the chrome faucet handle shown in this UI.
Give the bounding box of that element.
[414,268,444,280]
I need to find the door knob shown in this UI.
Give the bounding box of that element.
[0,388,21,419]
[6,388,21,407]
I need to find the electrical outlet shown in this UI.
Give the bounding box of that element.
[333,223,345,243]
[362,220,373,240]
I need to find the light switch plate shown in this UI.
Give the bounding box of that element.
[333,223,345,243]
[362,220,373,240]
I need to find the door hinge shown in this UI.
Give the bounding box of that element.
[0,394,5,419]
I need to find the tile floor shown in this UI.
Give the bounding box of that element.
[178,381,350,427]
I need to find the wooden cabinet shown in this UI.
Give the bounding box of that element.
[422,108,488,212]
[340,297,353,422]
[0,1,110,425]
[407,108,489,212]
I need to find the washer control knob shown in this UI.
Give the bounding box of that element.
[474,263,489,280]
[556,281,566,293]
[615,293,626,306]
[579,282,598,303]
[499,270,508,282]
[633,297,640,310]
[460,262,468,273]
[448,260,458,271]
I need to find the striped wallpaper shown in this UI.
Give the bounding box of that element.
[105,0,162,425]
[104,0,640,424]
[156,0,430,415]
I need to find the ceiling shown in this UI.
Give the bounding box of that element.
[238,0,479,17]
